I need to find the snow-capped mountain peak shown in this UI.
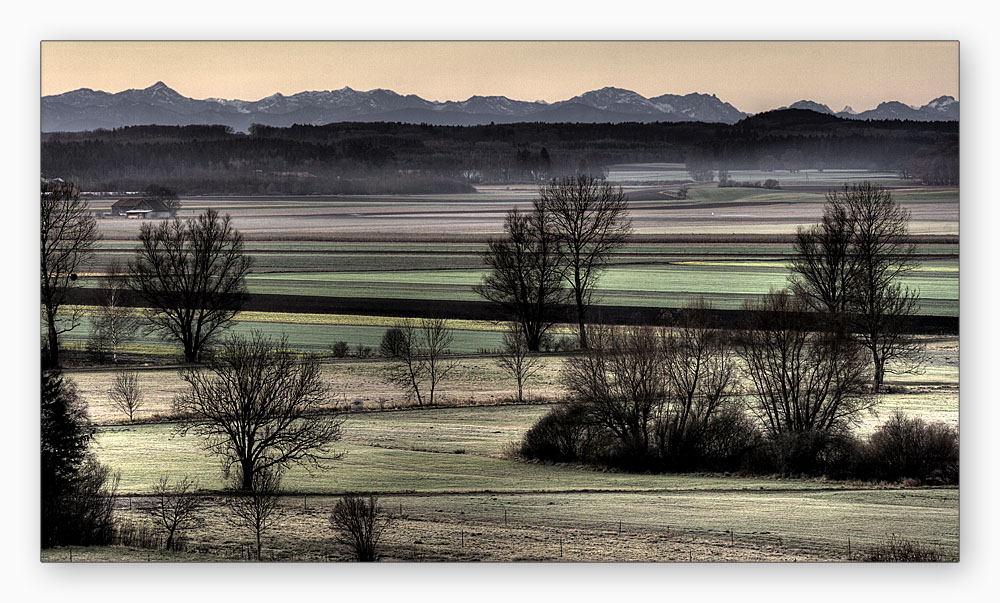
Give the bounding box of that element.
[40,84,959,132]
[788,100,834,115]
[925,95,957,110]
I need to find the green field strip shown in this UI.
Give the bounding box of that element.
[239,263,958,316]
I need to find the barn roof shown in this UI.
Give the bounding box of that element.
[111,197,171,212]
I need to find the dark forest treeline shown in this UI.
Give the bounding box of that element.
[41,110,958,194]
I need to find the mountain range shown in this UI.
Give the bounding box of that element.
[41,82,959,132]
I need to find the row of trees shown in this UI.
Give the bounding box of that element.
[519,181,931,475]
[44,118,958,193]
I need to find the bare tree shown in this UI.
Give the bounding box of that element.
[476,207,569,351]
[88,262,140,364]
[790,183,925,390]
[330,494,394,561]
[41,179,99,368]
[420,318,456,406]
[538,175,632,349]
[175,330,343,491]
[383,321,425,405]
[735,290,875,437]
[226,468,282,561]
[383,318,456,406]
[108,370,144,423]
[495,322,544,403]
[151,475,200,551]
[843,183,925,391]
[127,210,252,362]
[562,324,667,453]
[656,301,740,458]
[790,200,857,318]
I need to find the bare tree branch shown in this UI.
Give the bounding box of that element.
[174,330,343,491]
[41,179,98,367]
[150,475,200,551]
[495,322,544,403]
[226,468,282,560]
[789,182,926,390]
[475,207,569,351]
[735,290,875,437]
[382,318,456,406]
[537,175,632,349]
[108,370,144,423]
[127,210,251,362]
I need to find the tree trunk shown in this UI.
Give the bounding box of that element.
[46,317,60,369]
[873,353,886,393]
[575,281,588,350]
[240,460,255,491]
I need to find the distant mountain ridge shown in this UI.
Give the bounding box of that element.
[41,82,959,132]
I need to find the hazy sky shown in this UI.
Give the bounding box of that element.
[41,41,958,113]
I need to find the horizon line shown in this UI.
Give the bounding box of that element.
[43,80,959,115]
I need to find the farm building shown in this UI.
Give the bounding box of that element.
[109,197,173,219]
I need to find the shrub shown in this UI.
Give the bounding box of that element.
[330,341,349,358]
[856,534,942,562]
[354,344,374,359]
[114,517,168,550]
[379,328,407,358]
[45,461,120,547]
[330,494,393,561]
[658,406,765,472]
[520,402,604,462]
[858,412,959,484]
[763,429,860,477]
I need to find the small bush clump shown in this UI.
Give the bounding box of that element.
[330,494,393,561]
[761,429,860,478]
[520,402,603,463]
[330,341,349,358]
[856,534,942,562]
[857,412,959,484]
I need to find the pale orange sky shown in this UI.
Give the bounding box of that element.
[41,41,958,113]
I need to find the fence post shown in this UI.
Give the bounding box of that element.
[730,529,734,547]
[504,509,507,527]
[848,537,852,560]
